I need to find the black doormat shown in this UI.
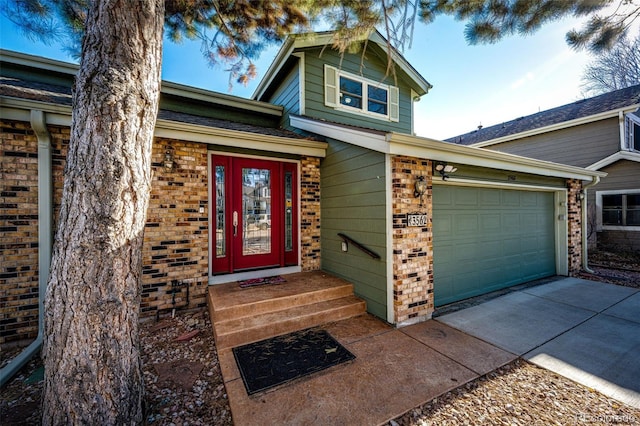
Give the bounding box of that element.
[238,275,286,288]
[232,328,356,395]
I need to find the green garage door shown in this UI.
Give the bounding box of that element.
[433,186,556,306]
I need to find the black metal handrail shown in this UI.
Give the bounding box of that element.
[337,233,381,260]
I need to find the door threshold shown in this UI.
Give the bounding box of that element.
[209,266,302,285]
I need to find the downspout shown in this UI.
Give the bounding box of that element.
[581,176,601,274]
[0,110,52,386]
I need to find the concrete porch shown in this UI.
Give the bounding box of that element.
[207,270,367,350]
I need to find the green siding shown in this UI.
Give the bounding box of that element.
[302,46,413,134]
[433,186,556,306]
[267,61,301,128]
[321,139,387,319]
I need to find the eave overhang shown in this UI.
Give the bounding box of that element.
[1,97,327,158]
[290,114,606,182]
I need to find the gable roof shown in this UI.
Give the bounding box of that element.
[252,30,432,101]
[447,84,640,147]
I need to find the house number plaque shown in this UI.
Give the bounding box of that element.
[407,213,428,227]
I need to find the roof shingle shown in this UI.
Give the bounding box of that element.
[447,84,640,145]
[0,76,311,140]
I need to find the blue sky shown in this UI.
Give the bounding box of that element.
[1,12,594,140]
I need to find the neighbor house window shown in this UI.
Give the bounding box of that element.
[597,190,640,230]
[324,65,399,122]
[624,112,640,152]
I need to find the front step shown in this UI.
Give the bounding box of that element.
[208,271,367,350]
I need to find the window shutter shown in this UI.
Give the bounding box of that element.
[324,65,338,108]
[389,86,399,122]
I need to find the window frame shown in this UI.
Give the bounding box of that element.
[624,112,640,152]
[324,65,399,122]
[596,189,640,232]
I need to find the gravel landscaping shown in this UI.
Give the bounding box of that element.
[2,251,639,425]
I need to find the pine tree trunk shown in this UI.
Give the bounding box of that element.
[42,1,164,424]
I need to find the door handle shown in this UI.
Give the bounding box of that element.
[233,211,238,236]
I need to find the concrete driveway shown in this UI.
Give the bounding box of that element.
[437,277,640,408]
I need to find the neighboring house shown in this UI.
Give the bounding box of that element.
[447,85,640,252]
[0,32,603,355]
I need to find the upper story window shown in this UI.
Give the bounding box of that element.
[325,65,399,122]
[624,112,640,152]
[597,190,640,231]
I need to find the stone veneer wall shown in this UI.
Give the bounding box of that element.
[566,179,583,275]
[300,156,321,272]
[391,155,434,325]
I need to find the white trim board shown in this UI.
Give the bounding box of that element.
[291,114,606,182]
[587,151,640,170]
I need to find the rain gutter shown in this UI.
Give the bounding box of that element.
[0,110,52,386]
[581,176,601,274]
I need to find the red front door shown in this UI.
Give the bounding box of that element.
[211,155,298,274]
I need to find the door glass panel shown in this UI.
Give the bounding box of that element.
[285,171,293,251]
[242,168,271,255]
[215,165,225,258]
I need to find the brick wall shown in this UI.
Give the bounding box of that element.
[1,120,40,347]
[1,118,324,348]
[0,120,70,349]
[567,179,583,275]
[141,138,210,317]
[300,156,321,272]
[390,155,434,325]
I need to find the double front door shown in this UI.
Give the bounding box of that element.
[211,155,298,274]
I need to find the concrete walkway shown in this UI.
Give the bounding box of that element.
[220,277,640,425]
[438,277,640,409]
[220,315,516,425]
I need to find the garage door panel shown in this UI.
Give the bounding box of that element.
[520,236,542,254]
[502,190,521,206]
[503,213,520,231]
[520,191,539,206]
[480,189,501,206]
[520,212,539,228]
[433,216,452,236]
[454,188,479,206]
[480,213,501,232]
[434,186,556,306]
[456,242,478,261]
[502,237,521,253]
[454,214,478,234]
[476,241,502,260]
